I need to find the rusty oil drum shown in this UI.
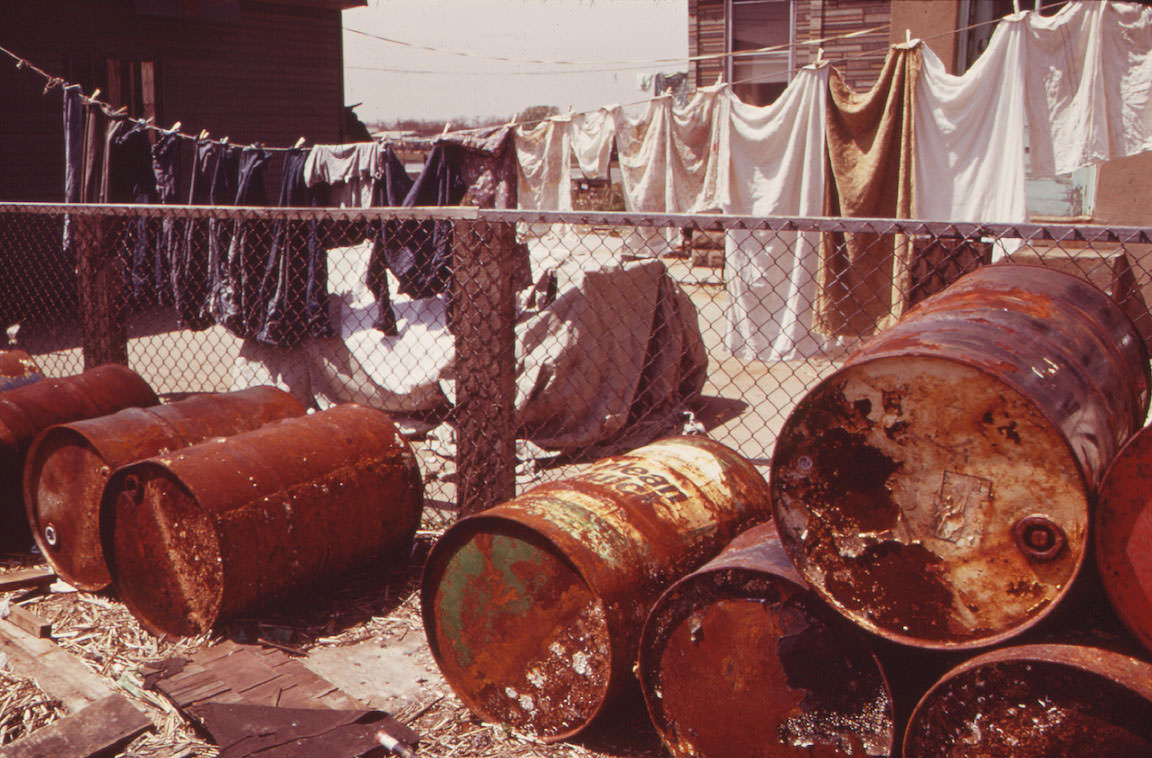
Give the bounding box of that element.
[771,264,1150,649]
[421,436,772,741]
[1095,422,1152,656]
[903,644,1152,756]
[23,386,307,591]
[637,521,894,758]
[0,349,42,392]
[103,403,423,637]
[0,363,157,550]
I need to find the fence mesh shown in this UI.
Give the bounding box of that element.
[2,203,1151,519]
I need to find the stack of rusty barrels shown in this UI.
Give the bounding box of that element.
[421,263,1152,755]
[0,361,423,637]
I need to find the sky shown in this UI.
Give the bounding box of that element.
[342,0,688,125]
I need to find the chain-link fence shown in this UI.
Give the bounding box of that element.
[2,202,1151,518]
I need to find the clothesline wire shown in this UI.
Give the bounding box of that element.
[0,0,1070,153]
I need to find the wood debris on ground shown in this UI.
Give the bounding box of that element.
[0,536,668,758]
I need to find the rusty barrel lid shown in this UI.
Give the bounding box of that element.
[104,403,423,637]
[421,435,772,741]
[771,264,1148,650]
[0,349,42,392]
[1095,421,1152,656]
[903,644,1152,756]
[23,386,307,591]
[638,521,894,758]
[0,363,157,551]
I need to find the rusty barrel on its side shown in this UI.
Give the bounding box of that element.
[103,403,423,637]
[1095,422,1152,655]
[421,436,772,741]
[0,363,157,551]
[23,386,308,591]
[637,521,894,758]
[0,349,42,392]
[903,644,1152,756]
[770,264,1150,649]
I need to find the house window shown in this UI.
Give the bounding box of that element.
[728,0,793,106]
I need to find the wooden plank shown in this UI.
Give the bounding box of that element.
[0,693,151,758]
[2,605,51,638]
[0,619,113,713]
[0,567,56,592]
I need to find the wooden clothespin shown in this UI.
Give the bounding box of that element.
[905,28,912,44]
[1012,0,1020,13]
[111,105,128,117]
[169,120,182,132]
[199,128,209,141]
[816,47,825,65]
[441,122,451,136]
[221,136,230,145]
[89,88,101,102]
[294,136,306,149]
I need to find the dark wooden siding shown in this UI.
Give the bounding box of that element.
[0,0,350,201]
[688,0,892,94]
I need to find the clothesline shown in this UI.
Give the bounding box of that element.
[0,2,1048,153]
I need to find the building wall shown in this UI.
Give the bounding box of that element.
[0,0,351,201]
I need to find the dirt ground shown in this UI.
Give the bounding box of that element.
[0,254,835,756]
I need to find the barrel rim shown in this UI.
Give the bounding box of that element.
[902,642,1152,756]
[421,511,613,742]
[102,458,225,638]
[769,351,1090,650]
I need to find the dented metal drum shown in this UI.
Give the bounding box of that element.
[24,386,307,591]
[1095,423,1152,655]
[903,644,1152,756]
[771,264,1149,649]
[104,403,423,637]
[638,522,894,758]
[421,436,772,740]
[0,349,42,392]
[0,363,157,550]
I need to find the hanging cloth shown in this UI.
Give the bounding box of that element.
[180,140,239,330]
[367,144,415,335]
[212,145,270,336]
[716,65,830,362]
[569,108,616,180]
[256,146,334,347]
[514,116,572,212]
[108,120,159,307]
[817,44,921,340]
[913,19,1028,223]
[303,142,379,208]
[1024,0,1152,178]
[151,129,182,306]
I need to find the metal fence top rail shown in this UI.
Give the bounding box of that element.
[3,202,1152,245]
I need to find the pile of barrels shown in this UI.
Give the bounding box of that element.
[0,360,423,637]
[421,264,1152,756]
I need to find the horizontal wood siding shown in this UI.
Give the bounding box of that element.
[0,0,348,201]
[689,0,726,90]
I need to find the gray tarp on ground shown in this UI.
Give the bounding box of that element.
[233,239,707,452]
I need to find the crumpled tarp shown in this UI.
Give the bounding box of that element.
[233,238,707,453]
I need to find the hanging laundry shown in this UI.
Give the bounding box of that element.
[716,65,829,363]
[817,44,921,341]
[303,142,379,208]
[611,86,724,256]
[914,19,1027,223]
[63,85,84,206]
[515,116,572,212]
[569,108,615,181]
[1024,1,1152,178]
[108,120,159,307]
[151,129,182,306]
[256,146,334,347]
[178,139,238,330]
[441,126,518,210]
[212,145,270,336]
[366,144,415,335]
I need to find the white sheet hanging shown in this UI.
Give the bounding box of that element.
[913,18,1028,222]
[1024,0,1152,178]
[569,108,616,180]
[718,66,829,362]
[514,117,572,212]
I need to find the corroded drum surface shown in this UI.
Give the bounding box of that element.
[422,436,772,740]
[771,264,1149,649]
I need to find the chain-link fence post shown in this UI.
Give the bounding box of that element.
[452,217,517,517]
[74,212,128,368]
